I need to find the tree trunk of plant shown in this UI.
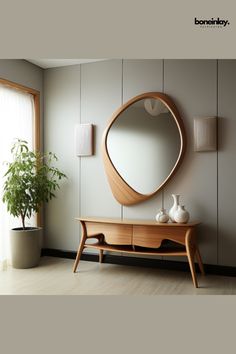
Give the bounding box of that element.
[20,212,25,229]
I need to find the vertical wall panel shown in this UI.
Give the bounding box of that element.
[163,60,217,264]
[218,60,236,266]
[122,60,164,221]
[44,66,80,250]
[80,60,122,218]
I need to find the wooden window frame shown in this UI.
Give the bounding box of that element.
[0,78,41,226]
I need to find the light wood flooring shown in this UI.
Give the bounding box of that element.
[1,256,236,295]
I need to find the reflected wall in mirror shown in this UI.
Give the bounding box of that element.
[107,99,181,194]
[102,92,186,205]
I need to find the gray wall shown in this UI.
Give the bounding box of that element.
[0,59,43,91]
[44,59,236,267]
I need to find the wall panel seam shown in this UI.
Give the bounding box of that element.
[79,64,82,236]
[162,59,165,210]
[216,59,219,265]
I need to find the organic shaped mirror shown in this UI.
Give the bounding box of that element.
[102,92,186,205]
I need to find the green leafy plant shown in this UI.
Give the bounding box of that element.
[2,139,67,229]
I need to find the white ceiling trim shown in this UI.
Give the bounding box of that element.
[26,59,107,69]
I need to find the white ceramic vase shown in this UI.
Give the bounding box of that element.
[155,208,169,223]
[174,205,190,224]
[169,194,180,222]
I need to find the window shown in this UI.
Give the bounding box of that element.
[0,79,40,269]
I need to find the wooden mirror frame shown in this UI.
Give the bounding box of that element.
[102,92,186,205]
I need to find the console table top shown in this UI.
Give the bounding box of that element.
[76,217,200,227]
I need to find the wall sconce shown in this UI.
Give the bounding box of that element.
[75,124,94,156]
[194,117,217,152]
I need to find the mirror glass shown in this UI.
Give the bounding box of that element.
[107,98,181,194]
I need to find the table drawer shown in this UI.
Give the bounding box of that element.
[86,222,132,245]
[133,225,187,248]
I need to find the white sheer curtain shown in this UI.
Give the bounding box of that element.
[0,83,35,270]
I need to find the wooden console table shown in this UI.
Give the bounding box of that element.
[73,217,205,288]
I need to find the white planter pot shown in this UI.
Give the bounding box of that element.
[10,227,42,269]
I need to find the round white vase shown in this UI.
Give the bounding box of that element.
[169,194,180,222]
[155,208,169,223]
[174,205,190,224]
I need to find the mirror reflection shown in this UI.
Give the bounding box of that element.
[107,98,181,194]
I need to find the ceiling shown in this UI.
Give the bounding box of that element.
[26,59,107,69]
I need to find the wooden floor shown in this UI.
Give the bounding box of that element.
[1,256,236,295]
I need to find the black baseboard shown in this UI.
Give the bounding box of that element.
[41,248,236,277]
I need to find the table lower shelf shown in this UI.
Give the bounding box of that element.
[84,242,187,257]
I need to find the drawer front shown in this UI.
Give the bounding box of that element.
[133,225,187,248]
[86,222,132,245]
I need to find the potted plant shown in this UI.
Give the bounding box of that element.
[2,139,67,268]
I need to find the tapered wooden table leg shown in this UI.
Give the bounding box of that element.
[185,229,198,288]
[73,222,87,273]
[99,249,103,263]
[196,247,205,275]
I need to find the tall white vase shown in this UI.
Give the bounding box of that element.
[169,194,180,222]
